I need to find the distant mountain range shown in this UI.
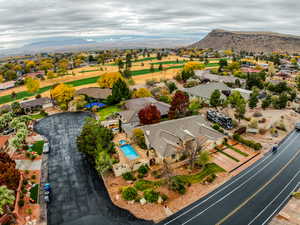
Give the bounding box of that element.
[0,35,198,57]
[190,29,300,53]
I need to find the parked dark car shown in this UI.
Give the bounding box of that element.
[2,128,14,135]
[295,123,300,131]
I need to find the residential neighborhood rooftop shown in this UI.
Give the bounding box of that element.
[76,87,112,99]
[141,115,224,157]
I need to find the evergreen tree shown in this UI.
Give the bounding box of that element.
[109,79,131,104]
[248,88,259,109]
[210,90,221,108]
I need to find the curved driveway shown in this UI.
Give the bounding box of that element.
[35,112,152,225]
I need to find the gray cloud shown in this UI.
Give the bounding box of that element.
[0,0,299,49]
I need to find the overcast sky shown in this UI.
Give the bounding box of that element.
[0,0,299,49]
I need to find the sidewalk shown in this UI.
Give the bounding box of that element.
[15,160,42,171]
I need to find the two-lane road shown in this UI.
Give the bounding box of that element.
[160,130,300,225]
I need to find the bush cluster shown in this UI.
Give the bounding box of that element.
[121,187,138,201]
[233,134,262,150]
[122,172,136,181]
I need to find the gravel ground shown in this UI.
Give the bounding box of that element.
[34,112,153,225]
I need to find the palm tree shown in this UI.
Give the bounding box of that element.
[0,186,15,215]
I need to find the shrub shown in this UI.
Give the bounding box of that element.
[161,193,168,202]
[138,165,149,176]
[253,112,263,117]
[248,119,258,129]
[151,170,162,179]
[212,123,224,133]
[31,175,36,180]
[275,120,286,131]
[169,177,186,195]
[259,128,268,135]
[121,187,138,201]
[122,172,135,181]
[233,134,262,150]
[18,199,25,207]
[144,189,159,203]
[205,174,217,183]
[134,179,162,191]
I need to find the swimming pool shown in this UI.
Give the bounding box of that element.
[119,141,139,160]
[119,140,127,145]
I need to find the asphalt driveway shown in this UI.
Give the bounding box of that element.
[34,112,153,225]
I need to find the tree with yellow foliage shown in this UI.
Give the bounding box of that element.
[97,72,124,88]
[132,88,152,98]
[0,75,4,83]
[51,83,75,110]
[25,77,40,93]
[224,49,233,56]
[25,60,36,73]
[183,61,205,72]
[268,62,276,77]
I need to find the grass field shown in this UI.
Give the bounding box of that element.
[0,60,218,105]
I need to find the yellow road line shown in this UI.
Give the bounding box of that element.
[216,149,300,225]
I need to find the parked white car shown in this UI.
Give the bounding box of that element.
[43,143,49,154]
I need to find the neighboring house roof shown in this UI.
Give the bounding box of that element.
[195,70,245,84]
[24,71,45,78]
[119,97,171,124]
[0,136,10,149]
[76,87,112,99]
[184,82,231,99]
[0,81,15,90]
[232,88,252,100]
[20,97,52,109]
[142,115,224,158]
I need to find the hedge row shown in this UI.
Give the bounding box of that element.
[233,134,262,150]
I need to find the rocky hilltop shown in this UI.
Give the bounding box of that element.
[190,29,300,53]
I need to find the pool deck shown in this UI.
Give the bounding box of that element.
[114,133,148,165]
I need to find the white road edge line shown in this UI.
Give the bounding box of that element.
[181,134,298,225]
[248,171,300,225]
[163,132,296,225]
[262,182,300,225]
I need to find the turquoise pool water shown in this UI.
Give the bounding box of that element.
[119,140,127,145]
[119,141,139,160]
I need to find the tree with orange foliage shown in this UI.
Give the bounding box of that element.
[138,104,161,125]
[168,90,190,119]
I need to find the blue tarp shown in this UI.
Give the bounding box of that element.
[84,102,106,109]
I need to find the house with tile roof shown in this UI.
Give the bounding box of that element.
[141,115,224,163]
[184,82,231,101]
[118,97,170,128]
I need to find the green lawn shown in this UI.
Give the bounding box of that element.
[151,60,187,65]
[97,106,121,121]
[175,163,225,184]
[216,147,240,162]
[30,184,39,203]
[224,143,249,157]
[31,141,45,155]
[30,113,45,120]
